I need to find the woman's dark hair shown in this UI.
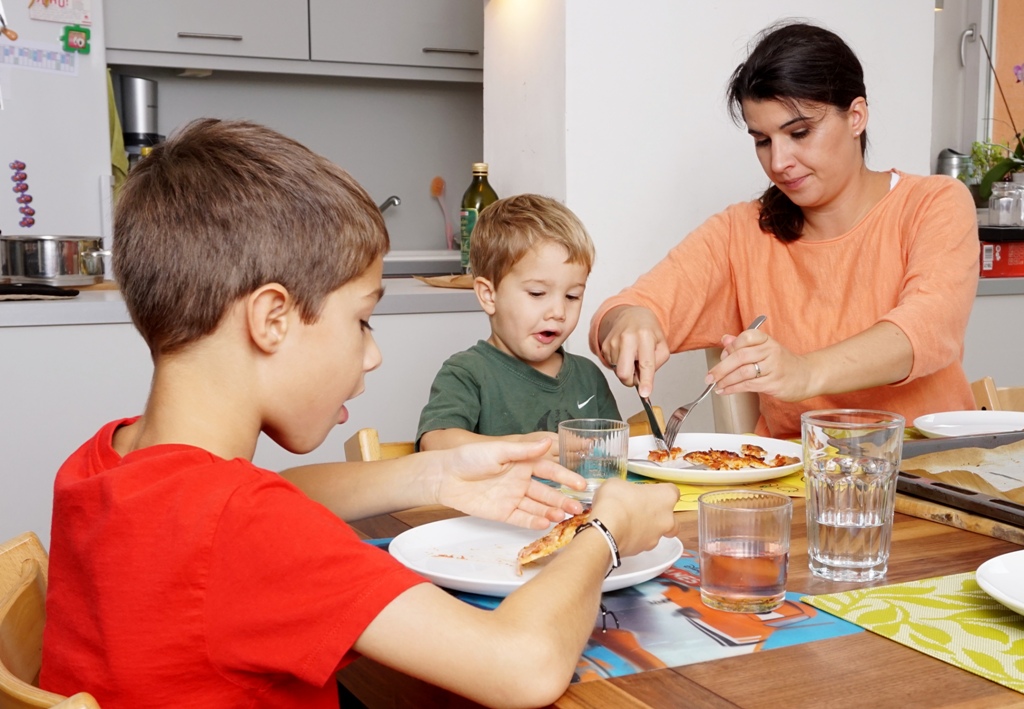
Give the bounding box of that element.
[727,22,867,242]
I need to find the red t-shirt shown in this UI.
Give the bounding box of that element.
[41,418,426,708]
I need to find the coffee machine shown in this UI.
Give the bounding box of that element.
[120,76,164,169]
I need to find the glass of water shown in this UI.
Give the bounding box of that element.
[558,418,628,504]
[801,409,905,582]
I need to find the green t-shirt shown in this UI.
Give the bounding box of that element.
[416,340,621,446]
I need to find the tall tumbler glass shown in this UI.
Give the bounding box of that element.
[558,418,628,504]
[802,409,905,582]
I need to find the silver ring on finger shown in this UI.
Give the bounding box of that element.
[753,361,762,378]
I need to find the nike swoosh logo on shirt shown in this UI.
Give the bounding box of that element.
[577,395,596,409]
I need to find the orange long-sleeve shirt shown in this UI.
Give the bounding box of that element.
[589,171,979,438]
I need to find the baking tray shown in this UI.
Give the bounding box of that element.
[897,431,1024,528]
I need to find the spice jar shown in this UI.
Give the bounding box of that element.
[988,181,1022,226]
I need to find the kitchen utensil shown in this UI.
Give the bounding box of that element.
[896,471,1024,528]
[0,235,109,286]
[663,315,766,445]
[430,176,455,250]
[0,0,17,41]
[120,76,163,168]
[635,372,668,451]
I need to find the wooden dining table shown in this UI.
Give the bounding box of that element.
[339,499,1024,708]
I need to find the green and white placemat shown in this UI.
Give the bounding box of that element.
[803,573,1024,693]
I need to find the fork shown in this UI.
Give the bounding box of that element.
[662,315,767,446]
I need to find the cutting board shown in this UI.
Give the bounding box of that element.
[895,494,1024,545]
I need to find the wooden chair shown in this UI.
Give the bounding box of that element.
[626,406,665,437]
[344,428,416,462]
[705,347,761,434]
[345,409,666,463]
[0,532,101,709]
[971,376,1024,411]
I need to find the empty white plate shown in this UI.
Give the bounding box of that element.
[976,549,1024,616]
[913,410,1024,439]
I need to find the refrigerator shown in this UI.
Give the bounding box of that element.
[0,0,112,241]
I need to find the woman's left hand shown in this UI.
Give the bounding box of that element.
[436,439,585,529]
[710,329,814,402]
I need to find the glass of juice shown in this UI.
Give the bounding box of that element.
[698,489,792,613]
[802,409,905,582]
[558,419,628,504]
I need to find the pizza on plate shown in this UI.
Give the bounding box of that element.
[683,444,799,471]
[647,446,684,463]
[516,513,589,575]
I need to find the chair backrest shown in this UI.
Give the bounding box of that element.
[0,532,101,709]
[705,348,761,434]
[971,376,1024,412]
[344,428,416,462]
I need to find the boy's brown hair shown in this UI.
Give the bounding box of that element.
[113,118,389,356]
[469,194,594,286]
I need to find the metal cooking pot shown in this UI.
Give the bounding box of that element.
[0,234,109,286]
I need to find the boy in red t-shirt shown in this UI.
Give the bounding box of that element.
[40,119,679,709]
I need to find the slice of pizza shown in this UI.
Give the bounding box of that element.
[516,513,590,575]
[768,453,800,467]
[647,446,684,463]
[740,443,767,460]
[683,449,771,470]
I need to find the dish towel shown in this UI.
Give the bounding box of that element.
[107,69,129,199]
[803,572,1024,693]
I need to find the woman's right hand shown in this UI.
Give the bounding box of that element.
[597,305,672,397]
[589,479,679,558]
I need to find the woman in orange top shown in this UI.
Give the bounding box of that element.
[589,21,978,439]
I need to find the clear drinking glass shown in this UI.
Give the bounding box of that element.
[558,418,628,504]
[698,489,792,613]
[802,409,905,582]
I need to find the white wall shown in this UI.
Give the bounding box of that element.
[0,310,487,547]
[485,0,936,428]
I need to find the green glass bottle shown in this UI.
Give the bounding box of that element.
[459,162,499,274]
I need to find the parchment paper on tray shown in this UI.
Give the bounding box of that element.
[901,439,1024,504]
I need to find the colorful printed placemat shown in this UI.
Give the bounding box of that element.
[802,573,1024,694]
[455,550,860,683]
[627,470,805,511]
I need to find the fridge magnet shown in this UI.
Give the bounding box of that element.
[60,24,89,54]
[10,160,35,228]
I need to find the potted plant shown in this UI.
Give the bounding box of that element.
[974,36,1024,202]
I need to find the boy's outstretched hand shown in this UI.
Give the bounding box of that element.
[435,439,586,529]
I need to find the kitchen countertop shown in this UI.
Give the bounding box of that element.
[0,277,481,328]
[2,277,1022,329]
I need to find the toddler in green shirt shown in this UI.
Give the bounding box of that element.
[417,194,620,458]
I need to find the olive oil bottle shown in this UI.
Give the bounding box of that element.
[459,163,498,274]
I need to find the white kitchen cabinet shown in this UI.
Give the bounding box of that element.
[103,0,309,61]
[309,0,482,70]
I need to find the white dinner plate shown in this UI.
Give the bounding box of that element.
[389,516,683,597]
[913,410,1024,439]
[627,433,802,484]
[976,549,1024,616]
